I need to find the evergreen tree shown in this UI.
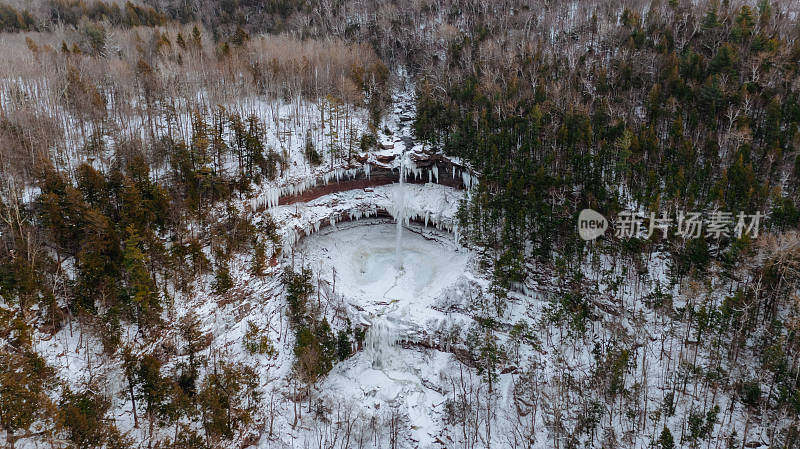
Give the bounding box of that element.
[136,354,171,428]
[336,329,352,361]
[122,226,161,328]
[213,262,233,295]
[0,328,57,447]
[59,389,113,449]
[658,426,675,449]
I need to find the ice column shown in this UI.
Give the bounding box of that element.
[395,153,406,270]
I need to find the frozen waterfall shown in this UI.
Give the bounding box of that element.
[365,317,398,369]
[394,153,407,270]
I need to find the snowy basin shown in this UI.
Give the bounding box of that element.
[298,219,469,306]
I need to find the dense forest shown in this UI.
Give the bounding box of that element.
[0,0,799,448]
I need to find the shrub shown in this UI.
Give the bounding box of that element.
[212,263,233,295]
[304,130,322,166]
[359,133,377,152]
[242,320,277,358]
[59,389,112,449]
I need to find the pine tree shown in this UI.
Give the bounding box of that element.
[230,26,249,46]
[251,240,267,276]
[304,129,321,166]
[243,114,265,179]
[191,25,202,48]
[190,111,211,170]
[658,426,675,449]
[336,328,352,361]
[59,389,113,449]
[121,346,139,428]
[122,226,161,328]
[0,330,57,448]
[213,262,233,295]
[315,317,337,373]
[136,354,171,428]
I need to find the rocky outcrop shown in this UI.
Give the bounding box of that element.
[250,153,477,211]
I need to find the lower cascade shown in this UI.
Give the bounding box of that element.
[364,316,398,370]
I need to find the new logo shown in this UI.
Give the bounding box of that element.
[578,209,608,241]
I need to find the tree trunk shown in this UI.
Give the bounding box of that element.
[128,377,139,428]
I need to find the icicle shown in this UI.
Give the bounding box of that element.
[433,164,439,183]
[462,170,472,190]
[364,163,371,180]
[284,228,298,247]
[408,159,421,180]
[269,188,280,208]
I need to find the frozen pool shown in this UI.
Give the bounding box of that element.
[297,218,469,307]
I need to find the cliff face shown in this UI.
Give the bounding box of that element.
[274,154,471,207]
